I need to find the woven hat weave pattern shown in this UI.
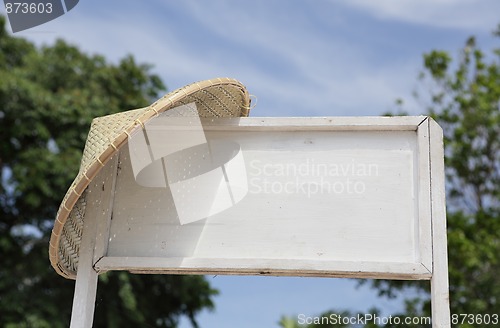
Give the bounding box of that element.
[49,77,251,279]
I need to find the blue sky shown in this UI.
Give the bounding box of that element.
[3,1,500,327]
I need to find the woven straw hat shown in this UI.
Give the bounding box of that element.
[50,77,251,279]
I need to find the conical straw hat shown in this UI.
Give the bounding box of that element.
[49,77,251,279]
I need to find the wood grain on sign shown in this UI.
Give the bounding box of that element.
[96,117,435,279]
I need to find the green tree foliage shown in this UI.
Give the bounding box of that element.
[0,15,217,327]
[370,26,500,326]
[279,25,500,328]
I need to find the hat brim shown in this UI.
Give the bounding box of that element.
[49,78,251,279]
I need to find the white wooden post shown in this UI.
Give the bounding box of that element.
[69,156,118,328]
[429,119,451,327]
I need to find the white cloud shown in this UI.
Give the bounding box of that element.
[171,1,409,116]
[339,0,500,31]
[244,59,421,117]
[11,0,446,118]
[15,4,232,89]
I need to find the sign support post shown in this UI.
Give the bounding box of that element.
[69,157,118,328]
[429,121,451,328]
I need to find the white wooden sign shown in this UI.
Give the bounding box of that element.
[71,116,450,328]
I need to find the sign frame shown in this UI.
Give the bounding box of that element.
[69,116,450,328]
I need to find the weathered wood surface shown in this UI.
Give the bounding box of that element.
[99,117,435,279]
[70,156,117,328]
[429,119,451,327]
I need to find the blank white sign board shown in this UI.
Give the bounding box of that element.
[71,116,450,328]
